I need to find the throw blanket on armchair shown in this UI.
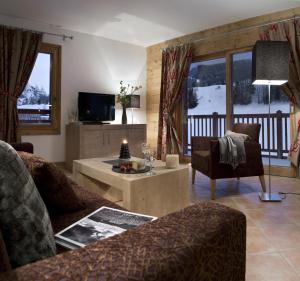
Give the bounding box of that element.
[219,131,249,169]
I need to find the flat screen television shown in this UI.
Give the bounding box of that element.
[78,92,115,122]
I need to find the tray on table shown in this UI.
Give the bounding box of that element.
[102,159,150,174]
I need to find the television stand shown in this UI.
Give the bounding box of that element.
[65,123,147,171]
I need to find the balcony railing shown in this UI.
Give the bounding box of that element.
[18,108,51,124]
[186,110,290,159]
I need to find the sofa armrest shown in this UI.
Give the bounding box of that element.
[192,136,218,153]
[10,143,33,154]
[1,203,246,281]
[209,139,220,159]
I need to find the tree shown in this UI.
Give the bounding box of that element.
[18,84,49,106]
[232,81,253,105]
[187,88,198,109]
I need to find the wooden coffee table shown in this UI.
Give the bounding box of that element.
[73,157,189,217]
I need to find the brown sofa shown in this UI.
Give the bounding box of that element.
[0,144,246,281]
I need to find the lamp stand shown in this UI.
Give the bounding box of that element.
[131,108,134,124]
[259,84,281,202]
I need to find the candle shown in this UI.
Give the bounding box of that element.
[166,154,179,169]
[119,139,130,159]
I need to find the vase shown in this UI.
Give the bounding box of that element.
[122,106,127,124]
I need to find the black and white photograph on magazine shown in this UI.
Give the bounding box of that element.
[88,206,156,230]
[55,207,156,249]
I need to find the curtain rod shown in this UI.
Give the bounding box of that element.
[2,24,74,41]
[43,31,73,41]
[161,15,300,51]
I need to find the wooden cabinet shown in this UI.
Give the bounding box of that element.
[66,123,147,171]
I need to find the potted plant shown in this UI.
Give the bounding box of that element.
[117,81,142,124]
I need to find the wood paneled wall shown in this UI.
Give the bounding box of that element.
[146,6,300,149]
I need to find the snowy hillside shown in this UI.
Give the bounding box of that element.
[188,85,289,115]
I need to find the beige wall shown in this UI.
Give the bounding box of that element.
[0,15,147,162]
[146,6,300,149]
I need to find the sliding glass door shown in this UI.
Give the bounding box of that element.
[183,49,292,171]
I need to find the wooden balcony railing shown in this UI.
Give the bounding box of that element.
[18,108,51,124]
[186,110,290,159]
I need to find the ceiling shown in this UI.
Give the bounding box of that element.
[0,0,300,47]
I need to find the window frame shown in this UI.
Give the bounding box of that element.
[18,42,61,135]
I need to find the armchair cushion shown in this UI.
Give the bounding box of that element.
[18,152,84,214]
[232,123,261,143]
[0,141,56,269]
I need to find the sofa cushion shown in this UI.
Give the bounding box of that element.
[18,152,84,214]
[0,141,56,268]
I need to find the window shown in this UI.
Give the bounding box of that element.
[184,49,291,167]
[18,43,61,135]
[231,51,290,164]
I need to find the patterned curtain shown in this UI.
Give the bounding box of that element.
[260,20,300,167]
[157,44,193,160]
[0,26,42,142]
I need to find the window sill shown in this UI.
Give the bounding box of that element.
[19,123,60,136]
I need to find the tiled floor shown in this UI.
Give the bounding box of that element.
[190,168,300,280]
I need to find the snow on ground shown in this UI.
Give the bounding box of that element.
[188,85,289,115]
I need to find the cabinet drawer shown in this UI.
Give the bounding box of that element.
[66,124,147,168]
[80,130,104,158]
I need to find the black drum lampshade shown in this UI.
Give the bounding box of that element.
[252,40,289,85]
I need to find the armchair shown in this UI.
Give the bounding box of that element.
[191,123,266,200]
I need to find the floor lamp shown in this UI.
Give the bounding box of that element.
[252,40,289,202]
[128,95,140,124]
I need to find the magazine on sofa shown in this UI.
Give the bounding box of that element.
[55,207,157,250]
